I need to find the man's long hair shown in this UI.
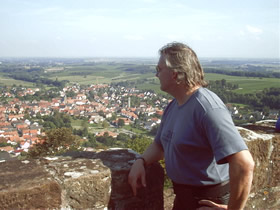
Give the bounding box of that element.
[159,42,208,89]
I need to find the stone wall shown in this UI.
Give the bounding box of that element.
[239,124,280,210]
[0,124,279,209]
[0,149,164,209]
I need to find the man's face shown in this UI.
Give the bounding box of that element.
[156,54,175,92]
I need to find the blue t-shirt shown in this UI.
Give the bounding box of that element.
[155,87,248,186]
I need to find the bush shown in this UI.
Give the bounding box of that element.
[28,127,81,158]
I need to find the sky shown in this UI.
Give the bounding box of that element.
[0,0,279,58]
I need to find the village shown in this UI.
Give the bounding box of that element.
[0,83,279,157]
[0,84,167,156]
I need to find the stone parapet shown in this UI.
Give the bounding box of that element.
[0,159,61,209]
[0,124,279,209]
[0,149,164,209]
[238,125,280,209]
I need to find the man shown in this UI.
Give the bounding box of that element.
[128,42,254,210]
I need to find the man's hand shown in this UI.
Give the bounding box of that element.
[128,159,146,196]
[197,200,228,210]
[128,141,164,196]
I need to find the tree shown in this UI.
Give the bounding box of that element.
[110,113,117,121]
[87,133,97,147]
[28,127,81,158]
[118,119,125,127]
[96,132,114,146]
[117,133,130,141]
[102,120,109,128]
[82,127,88,137]
[66,90,77,98]
[125,136,172,188]
[125,137,152,154]
[262,106,270,116]
[81,119,88,128]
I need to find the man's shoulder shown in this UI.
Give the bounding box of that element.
[195,88,226,110]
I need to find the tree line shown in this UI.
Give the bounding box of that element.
[210,86,280,110]
[11,73,67,87]
[0,66,67,88]
[204,68,280,78]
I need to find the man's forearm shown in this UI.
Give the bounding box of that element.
[227,150,255,209]
[141,141,164,165]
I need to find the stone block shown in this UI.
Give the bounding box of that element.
[0,159,61,209]
[238,125,280,209]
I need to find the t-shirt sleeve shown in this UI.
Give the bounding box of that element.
[202,108,248,164]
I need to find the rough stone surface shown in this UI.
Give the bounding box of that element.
[40,155,112,209]
[240,124,280,210]
[0,159,61,209]
[0,124,279,210]
[0,149,164,210]
[62,149,164,210]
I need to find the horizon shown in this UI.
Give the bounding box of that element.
[0,0,279,59]
[0,56,279,61]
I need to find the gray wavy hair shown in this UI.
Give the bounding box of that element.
[159,42,208,88]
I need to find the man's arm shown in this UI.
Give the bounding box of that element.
[128,141,164,196]
[227,149,254,209]
[198,150,254,210]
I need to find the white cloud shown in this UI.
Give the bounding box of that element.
[246,25,263,35]
[123,35,144,41]
[237,26,263,40]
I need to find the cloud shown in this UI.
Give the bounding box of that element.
[123,35,144,41]
[237,25,263,40]
[246,25,263,35]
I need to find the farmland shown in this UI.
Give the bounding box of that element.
[45,63,280,95]
[0,58,279,95]
[205,73,280,94]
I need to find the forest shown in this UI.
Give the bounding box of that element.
[0,66,68,87]
[204,67,280,78]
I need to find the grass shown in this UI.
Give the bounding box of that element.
[205,73,280,94]
[49,64,146,85]
[228,103,249,108]
[0,75,35,87]
[136,73,280,94]
[52,75,112,85]
[71,119,84,127]
[1,63,279,95]
[70,118,150,136]
[123,125,147,134]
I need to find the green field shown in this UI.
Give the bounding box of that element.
[1,63,279,95]
[47,64,153,85]
[136,73,280,94]
[205,73,280,94]
[0,77,34,87]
